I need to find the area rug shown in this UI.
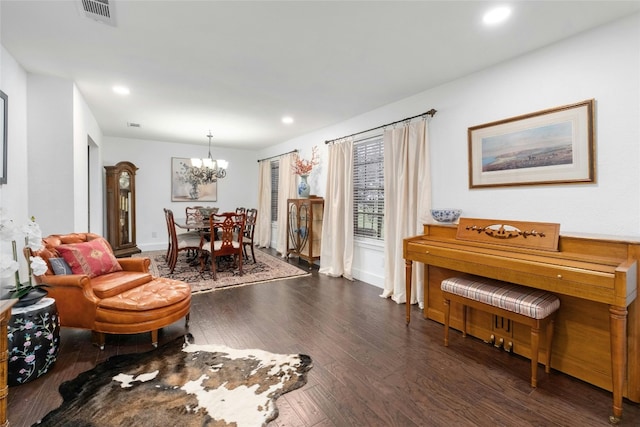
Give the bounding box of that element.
[36,334,313,427]
[135,250,311,294]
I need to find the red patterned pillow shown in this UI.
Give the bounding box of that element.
[56,238,122,278]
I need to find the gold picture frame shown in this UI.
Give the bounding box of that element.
[468,99,595,188]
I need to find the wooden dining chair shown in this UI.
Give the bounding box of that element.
[164,208,204,273]
[202,212,246,280]
[235,207,246,215]
[185,206,203,229]
[243,208,258,263]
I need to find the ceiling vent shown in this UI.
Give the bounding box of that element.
[77,0,116,26]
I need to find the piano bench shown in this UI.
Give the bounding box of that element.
[441,274,560,387]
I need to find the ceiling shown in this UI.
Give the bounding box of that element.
[2,1,639,150]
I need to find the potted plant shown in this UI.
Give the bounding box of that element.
[0,213,59,385]
[0,215,49,307]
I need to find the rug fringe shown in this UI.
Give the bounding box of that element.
[191,272,311,295]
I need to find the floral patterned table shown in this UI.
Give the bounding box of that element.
[8,297,60,386]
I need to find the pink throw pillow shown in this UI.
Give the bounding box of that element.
[57,238,122,278]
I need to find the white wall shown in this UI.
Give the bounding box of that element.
[26,74,74,235]
[102,136,259,252]
[0,46,29,291]
[258,13,640,288]
[24,76,104,236]
[73,84,104,234]
[0,46,28,223]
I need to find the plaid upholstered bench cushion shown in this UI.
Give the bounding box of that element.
[441,275,560,320]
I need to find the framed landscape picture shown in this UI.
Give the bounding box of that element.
[468,99,595,188]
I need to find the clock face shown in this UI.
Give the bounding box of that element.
[119,172,130,190]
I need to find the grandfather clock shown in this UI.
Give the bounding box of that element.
[105,161,141,257]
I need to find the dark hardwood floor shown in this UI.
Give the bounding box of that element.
[7,255,640,426]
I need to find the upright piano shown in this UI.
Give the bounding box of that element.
[403,218,640,423]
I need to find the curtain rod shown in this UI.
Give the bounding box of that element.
[324,108,437,144]
[257,149,298,163]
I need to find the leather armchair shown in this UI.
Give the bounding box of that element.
[31,233,191,348]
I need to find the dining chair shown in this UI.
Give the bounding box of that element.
[203,212,246,280]
[242,208,258,263]
[164,208,204,273]
[235,207,246,215]
[185,206,204,229]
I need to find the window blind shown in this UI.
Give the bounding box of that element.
[353,136,384,240]
[270,160,279,222]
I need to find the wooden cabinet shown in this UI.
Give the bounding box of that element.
[105,161,141,257]
[286,198,323,265]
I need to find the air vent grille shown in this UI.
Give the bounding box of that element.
[78,0,116,26]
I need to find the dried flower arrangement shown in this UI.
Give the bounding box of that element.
[291,146,319,176]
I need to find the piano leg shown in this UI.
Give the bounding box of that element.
[609,305,627,424]
[405,259,413,325]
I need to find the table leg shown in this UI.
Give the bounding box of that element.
[405,259,413,325]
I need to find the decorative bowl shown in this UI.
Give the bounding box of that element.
[431,209,462,223]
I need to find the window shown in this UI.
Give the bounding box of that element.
[270,160,279,222]
[353,136,384,240]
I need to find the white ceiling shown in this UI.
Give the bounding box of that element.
[2,1,640,150]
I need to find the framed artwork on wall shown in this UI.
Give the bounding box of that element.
[0,90,7,184]
[171,157,218,202]
[468,99,595,188]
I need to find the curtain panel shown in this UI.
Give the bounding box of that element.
[255,160,272,248]
[381,119,431,307]
[275,153,298,257]
[319,138,354,279]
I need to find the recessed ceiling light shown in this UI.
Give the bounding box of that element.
[113,85,130,95]
[483,6,512,25]
[282,116,294,124]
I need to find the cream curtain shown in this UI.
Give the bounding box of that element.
[255,159,272,248]
[319,138,354,279]
[275,153,297,257]
[381,119,431,307]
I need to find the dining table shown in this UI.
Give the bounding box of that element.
[174,218,210,231]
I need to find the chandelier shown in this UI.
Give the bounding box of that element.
[190,131,228,181]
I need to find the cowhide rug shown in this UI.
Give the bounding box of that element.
[36,335,313,427]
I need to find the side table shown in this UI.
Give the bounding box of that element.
[8,297,60,386]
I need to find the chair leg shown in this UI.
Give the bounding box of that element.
[92,331,106,350]
[531,322,541,388]
[211,255,217,280]
[461,305,468,338]
[151,329,158,348]
[443,298,451,347]
[238,252,243,276]
[250,244,256,263]
[544,318,555,373]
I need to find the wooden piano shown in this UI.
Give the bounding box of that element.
[403,218,640,423]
